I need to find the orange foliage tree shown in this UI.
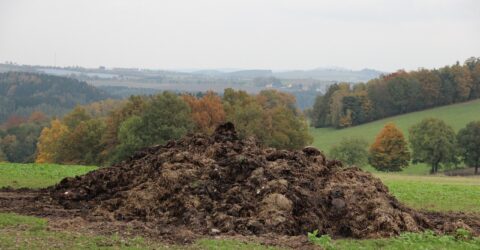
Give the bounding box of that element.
[182,92,226,134]
[369,122,410,171]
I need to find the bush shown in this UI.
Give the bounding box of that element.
[329,137,368,167]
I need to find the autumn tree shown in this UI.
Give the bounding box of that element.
[59,119,106,165]
[182,91,226,134]
[369,123,410,171]
[100,96,148,163]
[450,63,473,101]
[411,69,441,107]
[62,107,91,129]
[112,92,193,162]
[456,121,480,174]
[466,57,480,99]
[261,105,312,149]
[224,89,312,149]
[310,59,479,128]
[223,88,267,142]
[35,119,69,163]
[409,118,457,174]
[329,138,369,167]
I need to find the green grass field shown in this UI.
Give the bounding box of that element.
[1,163,480,249]
[310,99,480,175]
[311,99,480,153]
[0,163,97,189]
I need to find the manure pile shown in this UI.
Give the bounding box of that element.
[51,123,444,238]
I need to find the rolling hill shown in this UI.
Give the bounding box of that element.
[311,99,480,173]
[310,97,480,175]
[0,72,111,123]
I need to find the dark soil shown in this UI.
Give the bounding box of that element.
[1,122,479,247]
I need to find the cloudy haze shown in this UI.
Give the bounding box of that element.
[0,0,479,71]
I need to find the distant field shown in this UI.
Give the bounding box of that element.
[311,99,480,152]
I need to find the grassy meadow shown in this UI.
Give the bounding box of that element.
[310,99,480,153]
[1,163,480,249]
[0,163,97,189]
[310,99,480,175]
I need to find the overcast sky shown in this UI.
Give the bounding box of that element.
[0,0,479,72]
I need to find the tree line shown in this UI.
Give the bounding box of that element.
[330,119,480,174]
[30,89,311,166]
[310,57,480,128]
[0,72,110,123]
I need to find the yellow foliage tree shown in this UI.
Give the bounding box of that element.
[35,119,68,163]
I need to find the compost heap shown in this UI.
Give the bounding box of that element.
[51,122,430,238]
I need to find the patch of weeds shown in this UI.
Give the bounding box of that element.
[307,230,334,250]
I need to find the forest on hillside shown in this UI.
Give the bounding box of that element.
[0,72,110,123]
[310,57,480,128]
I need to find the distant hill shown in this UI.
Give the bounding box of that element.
[274,68,384,82]
[311,99,480,153]
[0,72,110,123]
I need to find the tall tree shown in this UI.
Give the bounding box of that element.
[411,69,442,107]
[62,107,91,129]
[100,96,148,163]
[310,84,340,128]
[59,119,106,165]
[466,57,480,99]
[456,121,480,174]
[409,118,457,174]
[450,63,473,101]
[112,92,193,162]
[369,123,410,172]
[223,88,267,142]
[224,88,312,149]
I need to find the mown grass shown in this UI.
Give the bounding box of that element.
[377,174,480,212]
[1,163,479,249]
[321,231,480,250]
[0,163,97,189]
[310,99,480,175]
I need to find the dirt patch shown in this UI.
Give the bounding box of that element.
[1,122,480,247]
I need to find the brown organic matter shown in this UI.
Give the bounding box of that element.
[47,123,478,238]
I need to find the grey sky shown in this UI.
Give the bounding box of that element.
[0,0,479,72]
